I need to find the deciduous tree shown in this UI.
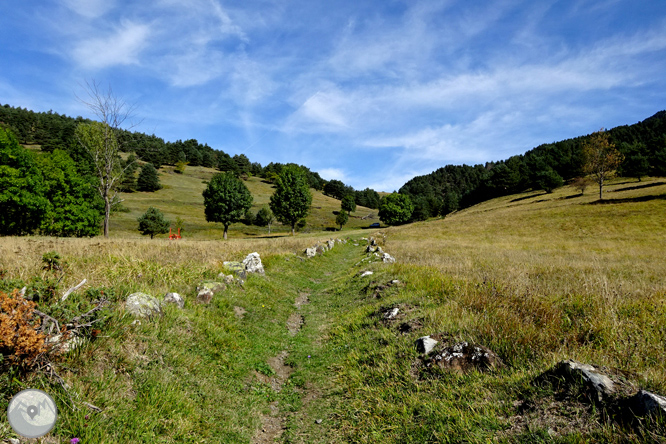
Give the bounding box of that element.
[0,128,50,235]
[270,166,312,236]
[378,193,414,226]
[335,210,349,230]
[255,207,275,234]
[341,194,356,213]
[582,130,624,200]
[75,81,137,237]
[202,172,253,240]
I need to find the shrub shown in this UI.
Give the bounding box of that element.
[0,290,47,368]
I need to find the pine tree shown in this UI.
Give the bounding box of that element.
[137,207,170,239]
[137,163,161,192]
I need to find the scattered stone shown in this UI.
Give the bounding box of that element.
[391,279,401,285]
[415,336,439,354]
[163,292,184,309]
[305,247,317,258]
[197,289,214,304]
[131,319,141,326]
[126,292,162,318]
[216,272,236,284]
[427,341,504,373]
[383,307,400,320]
[316,245,326,255]
[369,237,377,246]
[366,245,376,253]
[196,282,225,304]
[629,390,666,418]
[223,261,247,279]
[315,419,323,424]
[327,239,335,250]
[549,360,617,402]
[47,333,84,353]
[360,271,373,277]
[376,246,384,254]
[381,253,396,263]
[243,252,265,274]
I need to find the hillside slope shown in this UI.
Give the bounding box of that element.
[111,164,379,239]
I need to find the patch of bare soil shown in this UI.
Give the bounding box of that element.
[252,351,293,444]
[294,293,310,309]
[233,305,246,319]
[287,313,304,336]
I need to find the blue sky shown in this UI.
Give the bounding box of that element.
[1,0,666,192]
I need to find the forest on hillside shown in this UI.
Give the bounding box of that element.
[2,102,666,235]
[399,111,666,219]
[0,104,382,211]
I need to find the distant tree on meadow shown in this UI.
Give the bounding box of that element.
[619,142,650,181]
[202,172,253,240]
[341,194,356,213]
[270,165,312,236]
[378,193,414,226]
[583,130,624,200]
[335,210,349,231]
[255,207,275,234]
[535,167,564,193]
[137,207,170,239]
[137,163,161,192]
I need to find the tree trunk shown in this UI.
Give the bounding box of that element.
[103,195,111,237]
[223,225,228,240]
[599,177,603,200]
[291,223,295,236]
[268,223,271,234]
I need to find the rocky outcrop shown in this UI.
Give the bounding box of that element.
[126,292,162,318]
[381,253,396,263]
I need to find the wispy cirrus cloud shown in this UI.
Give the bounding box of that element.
[72,20,151,70]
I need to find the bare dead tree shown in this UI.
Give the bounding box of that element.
[75,80,140,237]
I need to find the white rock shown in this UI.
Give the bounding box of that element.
[305,247,317,258]
[383,307,400,320]
[126,292,162,318]
[163,292,184,309]
[243,252,265,274]
[360,271,373,277]
[415,336,439,354]
[382,253,396,264]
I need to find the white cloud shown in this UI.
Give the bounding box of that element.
[318,168,348,182]
[72,20,151,69]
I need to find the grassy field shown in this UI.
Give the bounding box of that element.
[111,164,379,239]
[1,177,666,443]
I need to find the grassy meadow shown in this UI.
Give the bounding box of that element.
[111,163,379,239]
[1,176,666,442]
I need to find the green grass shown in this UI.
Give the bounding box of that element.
[2,177,666,442]
[112,164,379,239]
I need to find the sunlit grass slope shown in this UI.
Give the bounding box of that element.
[110,164,378,239]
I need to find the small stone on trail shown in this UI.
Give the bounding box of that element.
[415,336,438,354]
[383,307,400,320]
[163,292,184,309]
[381,253,396,263]
[126,292,162,318]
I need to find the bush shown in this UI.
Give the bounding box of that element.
[0,290,47,369]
